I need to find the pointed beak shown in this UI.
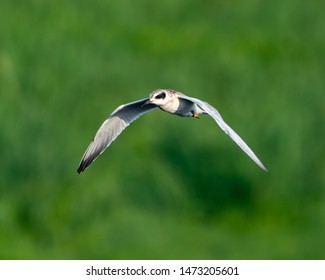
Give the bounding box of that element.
[142,99,152,107]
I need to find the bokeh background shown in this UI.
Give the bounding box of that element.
[1,0,324,259]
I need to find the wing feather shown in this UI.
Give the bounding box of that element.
[77,98,157,173]
[176,93,268,172]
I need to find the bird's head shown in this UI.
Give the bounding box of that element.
[143,89,175,106]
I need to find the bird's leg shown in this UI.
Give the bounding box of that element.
[191,111,200,119]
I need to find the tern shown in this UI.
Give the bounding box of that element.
[77,89,268,173]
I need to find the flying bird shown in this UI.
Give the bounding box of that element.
[77,89,268,173]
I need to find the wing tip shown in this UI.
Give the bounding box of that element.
[77,157,93,174]
[77,162,86,174]
[261,164,269,173]
[255,159,269,173]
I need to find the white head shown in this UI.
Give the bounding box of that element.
[144,89,175,106]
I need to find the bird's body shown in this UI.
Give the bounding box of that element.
[146,89,205,118]
[77,89,268,173]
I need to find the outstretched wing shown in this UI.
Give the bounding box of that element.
[77,98,157,173]
[176,93,268,172]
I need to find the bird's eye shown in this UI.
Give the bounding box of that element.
[155,92,166,99]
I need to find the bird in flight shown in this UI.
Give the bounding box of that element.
[77,89,268,173]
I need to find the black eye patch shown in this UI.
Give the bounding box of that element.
[155,92,166,99]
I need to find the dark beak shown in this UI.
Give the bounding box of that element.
[142,99,152,107]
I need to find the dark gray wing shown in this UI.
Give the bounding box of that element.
[77,98,157,173]
[176,93,268,172]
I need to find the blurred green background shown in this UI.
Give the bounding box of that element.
[1,0,324,259]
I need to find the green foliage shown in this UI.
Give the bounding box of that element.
[0,0,324,259]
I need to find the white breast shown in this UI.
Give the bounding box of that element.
[160,97,180,114]
[160,97,196,117]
